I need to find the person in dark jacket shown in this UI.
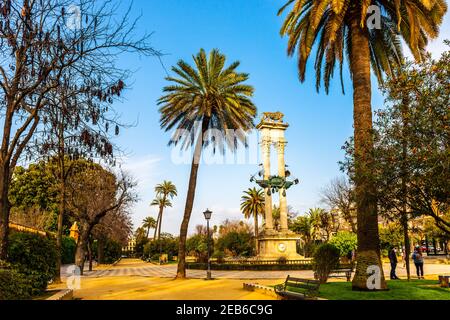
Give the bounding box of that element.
[388,247,400,280]
[412,246,425,279]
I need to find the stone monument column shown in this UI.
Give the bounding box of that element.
[262,137,274,231]
[277,140,289,232]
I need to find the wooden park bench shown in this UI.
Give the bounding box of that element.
[274,276,320,300]
[314,263,355,282]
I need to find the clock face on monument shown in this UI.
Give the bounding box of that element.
[277,243,287,253]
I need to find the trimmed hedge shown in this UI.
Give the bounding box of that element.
[186,262,312,271]
[8,232,57,295]
[0,267,32,300]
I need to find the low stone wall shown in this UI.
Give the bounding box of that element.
[46,289,73,300]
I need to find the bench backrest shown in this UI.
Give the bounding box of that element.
[284,276,320,291]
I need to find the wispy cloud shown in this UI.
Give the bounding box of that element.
[118,154,162,229]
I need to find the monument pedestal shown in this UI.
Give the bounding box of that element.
[257,231,303,260]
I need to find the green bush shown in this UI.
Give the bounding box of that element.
[150,254,160,262]
[329,232,357,257]
[301,241,318,258]
[0,265,32,300]
[215,231,254,257]
[61,236,77,264]
[186,234,209,262]
[102,240,122,264]
[7,232,57,295]
[312,243,340,284]
[143,237,179,261]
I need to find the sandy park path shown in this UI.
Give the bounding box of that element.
[50,258,450,300]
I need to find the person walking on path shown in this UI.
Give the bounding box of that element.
[412,246,425,279]
[388,247,400,280]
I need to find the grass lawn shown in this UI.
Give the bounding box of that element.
[315,280,450,300]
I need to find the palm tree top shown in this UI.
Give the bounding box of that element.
[158,48,257,151]
[240,187,265,219]
[151,196,173,208]
[142,216,157,226]
[278,0,447,93]
[155,180,178,198]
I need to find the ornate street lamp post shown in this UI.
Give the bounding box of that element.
[203,209,212,280]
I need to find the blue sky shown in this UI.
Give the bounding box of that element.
[112,0,450,236]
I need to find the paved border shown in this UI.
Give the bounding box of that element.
[46,289,73,300]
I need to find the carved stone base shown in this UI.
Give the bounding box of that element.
[257,232,303,260]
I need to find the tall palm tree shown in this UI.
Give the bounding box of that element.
[142,216,157,239]
[158,49,257,278]
[153,181,177,241]
[278,0,446,290]
[151,197,173,240]
[240,188,265,254]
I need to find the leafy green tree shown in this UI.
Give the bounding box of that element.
[290,209,321,257]
[186,234,209,263]
[144,234,179,261]
[216,230,254,258]
[134,227,148,257]
[278,0,447,290]
[329,231,358,257]
[374,47,450,235]
[67,162,136,273]
[9,162,60,232]
[240,188,265,253]
[379,223,404,255]
[158,49,257,278]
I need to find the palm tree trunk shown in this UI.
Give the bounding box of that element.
[153,212,161,240]
[158,198,166,240]
[254,213,259,255]
[350,21,387,291]
[176,117,209,279]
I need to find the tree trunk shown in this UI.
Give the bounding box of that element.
[176,117,209,279]
[157,202,164,240]
[55,115,66,283]
[350,21,387,291]
[153,212,161,240]
[54,159,66,283]
[254,213,259,254]
[0,162,11,260]
[75,224,92,275]
[87,238,93,272]
[400,99,411,281]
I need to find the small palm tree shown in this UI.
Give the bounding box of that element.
[151,196,173,241]
[152,181,177,241]
[278,0,447,290]
[240,188,265,254]
[158,48,257,278]
[142,217,157,239]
